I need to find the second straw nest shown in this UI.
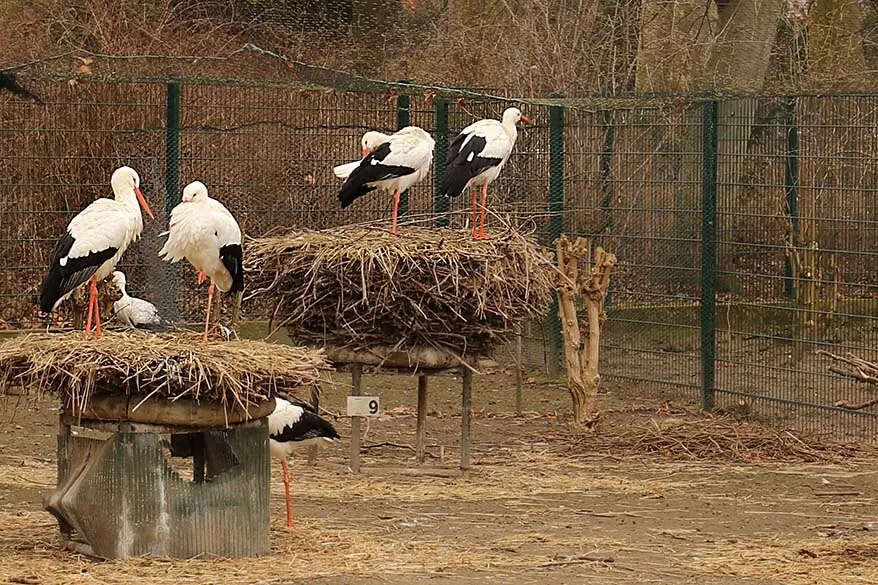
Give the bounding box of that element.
[245,225,557,356]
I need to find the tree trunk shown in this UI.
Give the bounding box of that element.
[555,236,616,427]
[807,0,873,90]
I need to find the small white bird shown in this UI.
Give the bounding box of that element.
[39,166,155,337]
[442,107,531,238]
[158,181,243,342]
[336,126,434,236]
[268,397,340,529]
[110,271,164,330]
[332,130,392,180]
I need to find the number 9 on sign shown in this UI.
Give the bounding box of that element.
[347,396,381,417]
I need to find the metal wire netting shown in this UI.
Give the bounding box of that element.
[2,77,878,441]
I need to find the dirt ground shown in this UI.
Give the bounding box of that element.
[2,370,878,585]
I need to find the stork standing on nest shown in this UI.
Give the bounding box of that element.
[268,397,340,529]
[335,126,434,236]
[158,181,244,342]
[442,107,531,239]
[39,166,155,337]
[110,271,165,330]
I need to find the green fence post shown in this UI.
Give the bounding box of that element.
[701,101,719,412]
[599,105,616,307]
[547,93,565,377]
[784,97,800,300]
[164,81,181,321]
[397,84,411,218]
[434,98,449,227]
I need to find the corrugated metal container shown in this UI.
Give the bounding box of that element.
[45,418,270,559]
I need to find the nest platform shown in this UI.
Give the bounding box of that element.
[0,331,329,559]
[0,331,329,420]
[245,225,556,358]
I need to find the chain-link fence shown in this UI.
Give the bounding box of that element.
[2,76,877,441]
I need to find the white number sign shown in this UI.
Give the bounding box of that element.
[347,396,380,417]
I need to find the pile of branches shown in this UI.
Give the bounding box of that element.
[245,225,556,357]
[0,332,328,412]
[564,415,875,464]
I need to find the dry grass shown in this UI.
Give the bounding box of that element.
[557,412,878,464]
[245,225,556,357]
[0,331,328,410]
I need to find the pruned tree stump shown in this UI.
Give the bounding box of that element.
[45,395,273,559]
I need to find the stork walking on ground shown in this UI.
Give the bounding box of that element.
[442,107,531,238]
[111,270,165,330]
[268,397,340,529]
[39,166,155,337]
[158,181,244,342]
[336,126,434,235]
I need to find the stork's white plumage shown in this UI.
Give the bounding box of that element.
[111,270,164,330]
[39,166,155,337]
[268,397,340,529]
[332,130,393,180]
[442,107,531,238]
[158,181,244,342]
[337,126,434,235]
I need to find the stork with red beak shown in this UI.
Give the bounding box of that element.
[332,131,392,180]
[39,166,155,337]
[442,107,531,238]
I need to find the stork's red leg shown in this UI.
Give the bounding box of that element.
[84,281,95,336]
[91,277,103,338]
[197,271,206,286]
[203,282,215,343]
[281,459,294,529]
[475,183,491,239]
[391,188,401,236]
[470,188,478,237]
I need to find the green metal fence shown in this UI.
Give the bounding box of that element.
[2,77,878,442]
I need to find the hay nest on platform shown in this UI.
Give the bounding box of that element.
[0,331,328,413]
[245,225,557,357]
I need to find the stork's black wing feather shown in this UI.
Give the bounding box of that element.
[442,135,503,198]
[271,410,339,443]
[39,232,117,313]
[219,243,244,294]
[0,72,42,104]
[338,141,416,209]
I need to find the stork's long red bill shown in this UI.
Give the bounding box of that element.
[135,187,155,220]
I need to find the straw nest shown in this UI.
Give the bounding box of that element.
[0,331,328,413]
[245,225,556,357]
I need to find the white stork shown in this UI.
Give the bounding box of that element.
[39,166,155,337]
[158,181,243,342]
[336,126,434,235]
[332,130,393,180]
[268,397,340,529]
[442,107,531,238]
[110,271,165,330]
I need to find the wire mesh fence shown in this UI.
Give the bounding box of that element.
[2,76,878,442]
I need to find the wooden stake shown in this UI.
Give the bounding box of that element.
[460,367,472,472]
[350,364,362,473]
[307,384,320,466]
[514,323,523,415]
[416,375,428,464]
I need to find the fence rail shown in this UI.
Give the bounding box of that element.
[2,78,878,442]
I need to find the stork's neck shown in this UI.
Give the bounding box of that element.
[502,119,519,146]
[114,186,139,209]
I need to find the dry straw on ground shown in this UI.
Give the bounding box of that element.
[245,225,556,357]
[0,331,328,412]
[560,413,877,464]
